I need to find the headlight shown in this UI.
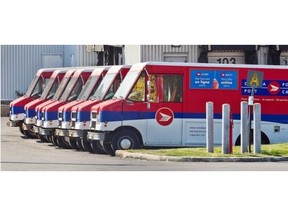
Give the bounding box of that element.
[71,111,77,120]
[91,111,97,119]
[58,112,63,120]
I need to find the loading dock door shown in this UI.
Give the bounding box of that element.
[42,54,63,68]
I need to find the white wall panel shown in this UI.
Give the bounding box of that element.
[140,45,199,63]
[123,45,141,64]
[1,45,63,100]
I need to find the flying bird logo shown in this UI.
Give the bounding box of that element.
[155,107,174,126]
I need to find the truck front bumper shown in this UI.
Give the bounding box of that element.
[55,129,69,137]
[39,127,53,136]
[68,129,87,138]
[24,117,36,125]
[87,131,105,141]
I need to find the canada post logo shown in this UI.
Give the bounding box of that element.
[241,80,288,96]
[155,107,174,126]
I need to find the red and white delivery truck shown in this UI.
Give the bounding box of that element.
[87,62,288,156]
[8,68,55,135]
[67,65,131,152]
[38,68,99,145]
[22,69,70,138]
[55,67,109,148]
[34,69,77,141]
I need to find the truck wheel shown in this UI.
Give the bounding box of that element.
[51,135,59,146]
[111,130,140,155]
[76,138,86,151]
[103,142,115,156]
[69,138,80,150]
[23,129,37,138]
[57,136,72,149]
[39,134,49,142]
[19,124,25,135]
[21,122,36,138]
[47,135,53,143]
[81,139,94,153]
[91,141,106,154]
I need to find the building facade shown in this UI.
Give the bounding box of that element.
[1,45,287,101]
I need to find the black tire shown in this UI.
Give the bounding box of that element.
[103,142,115,156]
[81,139,94,153]
[21,123,37,138]
[51,135,59,146]
[76,138,86,151]
[111,130,140,155]
[69,137,81,150]
[23,130,37,138]
[91,140,106,154]
[19,124,25,135]
[57,136,72,149]
[46,135,53,143]
[39,134,50,142]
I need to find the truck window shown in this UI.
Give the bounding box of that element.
[31,76,49,98]
[104,74,121,100]
[41,77,59,99]
[127,73,146,102]
[67,78,83,102]
[52,76,71,100]
[149,74,183,102]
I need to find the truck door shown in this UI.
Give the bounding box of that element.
[146,74,183,146]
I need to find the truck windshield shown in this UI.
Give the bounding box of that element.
[52,76,71,100]
[60,77,83,102]
[89,73,117,101]
[77,74,101,101]
[113,69,142,99]
[40,77,59,100]
[25,75,39,97]
[25,75,50,98]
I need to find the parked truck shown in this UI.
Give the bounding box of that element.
[55,67,109,148]
[87,62,288,156]
[7,68,55,136]
[67,65,131,153]
[22,69,70,139]
[37,68,98,145]
[33,69,77,141]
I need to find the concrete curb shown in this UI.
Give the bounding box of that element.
[116,151,288,162]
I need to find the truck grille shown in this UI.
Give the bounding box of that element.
[91,121,96,129]
[71,121,75,128]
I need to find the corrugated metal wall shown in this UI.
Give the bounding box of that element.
[1,45,63,100]
[140,45,199,62]
[77,45,99,66]
[1,45,100,101]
